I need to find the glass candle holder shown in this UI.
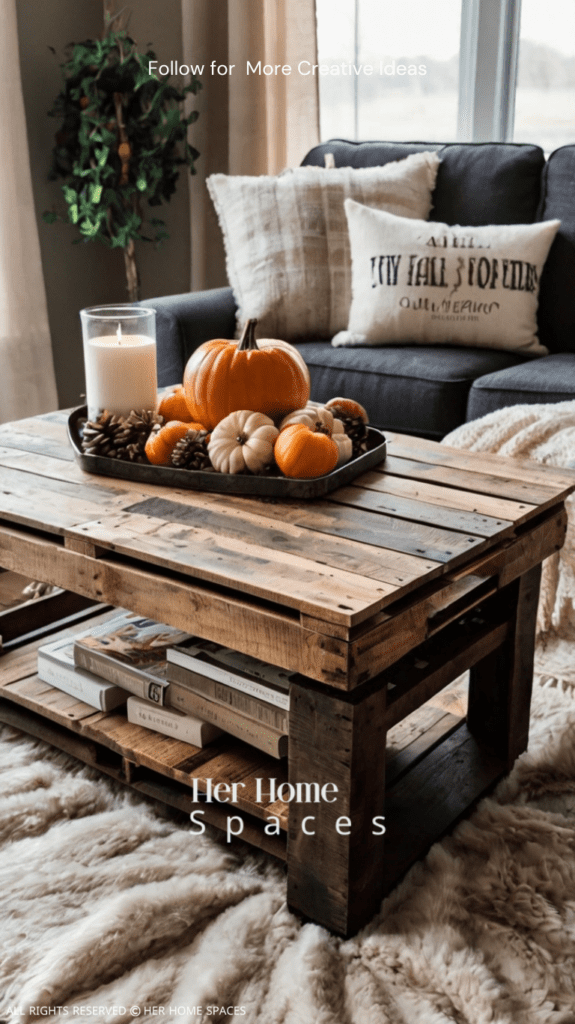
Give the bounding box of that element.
[80,305,157,420]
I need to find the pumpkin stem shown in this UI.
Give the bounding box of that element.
[237,319,259,352]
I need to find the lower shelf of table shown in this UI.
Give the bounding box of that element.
[0,655,506,903]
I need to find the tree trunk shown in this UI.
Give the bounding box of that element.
[123,239,140,302]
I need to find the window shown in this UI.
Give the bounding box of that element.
[317,0,575,149]
[316,0,462,142]
[514,0,575,150]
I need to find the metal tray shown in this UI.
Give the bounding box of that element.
[67,406,387,499]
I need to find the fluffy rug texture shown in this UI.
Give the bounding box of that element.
[2,400,575,1022]
[443,399,575,687]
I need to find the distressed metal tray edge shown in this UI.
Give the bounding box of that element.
[67,406,387,498]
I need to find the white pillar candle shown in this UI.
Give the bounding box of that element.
[80,307,157,420]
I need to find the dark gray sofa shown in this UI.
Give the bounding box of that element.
[145,140,575,440]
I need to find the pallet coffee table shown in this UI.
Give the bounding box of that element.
[0,410,573,936]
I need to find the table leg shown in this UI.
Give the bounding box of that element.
[286,679,387,937]
[467,564,542,771]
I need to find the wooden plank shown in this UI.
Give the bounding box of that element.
[446,505,567,588]
[382,723,505,894]
[0,435,74,462]
[287,678,387,937]
[0,589,97,647]
[182,491,442,590]
[0,444,176,498]
[379,454,567,508]
[0,523,352,686]
[467,564,541,770]
[0,415,71,444]
[117,492,437,591]
[352,470,536,526]
[386,712,463,785]
[233,497,489,565]
[329,484,515,538]
[123,491,476,572]
[0,571,30,611]
[386,431,575,491]
[0,464,148,534]
[3,675,106,721]
[66,509,395,625]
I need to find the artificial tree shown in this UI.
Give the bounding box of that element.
[44,2,200,301]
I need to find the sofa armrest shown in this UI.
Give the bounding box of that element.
[142,287,237,387]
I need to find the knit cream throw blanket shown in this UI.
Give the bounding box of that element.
[444,399,575,688]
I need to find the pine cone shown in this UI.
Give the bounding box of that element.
[113,409,164,462]
[339,414,369,459]
[81,409,163,462]
[81,411,126,458]
[170,428,213,471]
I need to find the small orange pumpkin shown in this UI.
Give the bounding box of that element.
[325,396,369,424]
[145,420,207,465]
[183,318,310,431]
[274,424,338,479]
[158,385,194,423]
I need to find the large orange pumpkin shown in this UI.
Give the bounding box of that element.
[183,318,310,431]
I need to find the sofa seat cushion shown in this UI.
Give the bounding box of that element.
[294,341,526,439]
[467,352,575,421]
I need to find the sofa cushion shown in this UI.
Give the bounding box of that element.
[302,141,545,228]
[295,341,526,439]
[536,145,575,354]
[467,352,575,421]
[206,152,439,342]
[336,202,558,356]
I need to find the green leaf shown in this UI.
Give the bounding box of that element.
[136,177,147,192]
[68,203,79,224]
[94,145,110,167]
[89,183,103,204]
[62,185,77,204]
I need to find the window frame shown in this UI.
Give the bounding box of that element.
[457,0,522,141]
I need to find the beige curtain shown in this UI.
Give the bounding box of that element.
[182,0,320,291]
[0,0,58,424]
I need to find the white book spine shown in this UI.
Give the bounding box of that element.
[37,655,126,712]
[167,649,290,710]
[126,696,221,747]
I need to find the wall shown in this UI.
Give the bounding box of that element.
[16,0,193,407]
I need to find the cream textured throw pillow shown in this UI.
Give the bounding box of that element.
[333,201,560,355]
[207,152,440,341]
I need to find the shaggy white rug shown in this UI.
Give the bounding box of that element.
[2,678,575,1023]
[3,400,575,1023]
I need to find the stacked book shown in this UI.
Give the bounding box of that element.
[36,610,291,757]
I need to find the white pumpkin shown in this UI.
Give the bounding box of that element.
[208,410,279,474]
[279,404,352,466]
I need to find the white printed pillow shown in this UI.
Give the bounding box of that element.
[333,201,560,355]
[207,151,440,342]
